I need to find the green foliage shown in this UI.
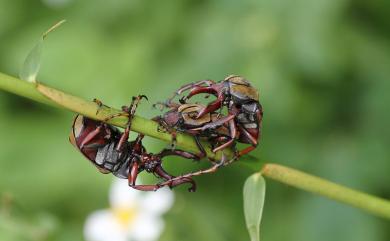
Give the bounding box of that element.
[243,173,266,241]
[19,38,42,83]
[0,0,389,241]
[19,20,65,83]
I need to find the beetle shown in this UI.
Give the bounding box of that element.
[153,102,235,157]
[70,95,200,192]
[150,102,235,181]
[167,75,263,157]
[70,114,199,192]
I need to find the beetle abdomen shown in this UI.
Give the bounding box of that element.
[95,142,128,174]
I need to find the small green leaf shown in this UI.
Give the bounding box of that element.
[243,173,266,241]
[19,39,43,83]
[19,20,66,83]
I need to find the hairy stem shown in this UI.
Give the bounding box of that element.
[261,163,390,219]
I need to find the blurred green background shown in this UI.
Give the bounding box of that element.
[0,0,389,240]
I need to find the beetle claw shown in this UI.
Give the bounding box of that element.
[140,95,149,101]
[93,98,105,115]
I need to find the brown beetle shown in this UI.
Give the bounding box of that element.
[69,96,199,192]
[153,102,235,157]
[148,102,233,183]
[167,75,263,157]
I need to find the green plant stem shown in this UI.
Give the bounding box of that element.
[1,72,389,219]
[0,72,229,160]
[0,72,54,106]
[261,163,390,219]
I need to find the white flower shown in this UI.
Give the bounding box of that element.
[84,179,174,241]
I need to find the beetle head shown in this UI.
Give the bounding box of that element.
[163,110,181,127]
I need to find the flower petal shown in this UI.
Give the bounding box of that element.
[129,213,164,241]
[140,186,175,215]
[84,210,127,241]
[110,179,140,209]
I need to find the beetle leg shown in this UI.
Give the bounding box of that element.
[158,153,228,188]
[151,116,180,149]
[180,79,215,92]
[116,95,147,151]
[190,114,235,131]
[128,154,196,192]
[152,116,191,152]
[158,148,200,160]
[238,146,256,157]
[79,115,130,150]
[133,134,145,151]
[176,79,215,96]
[155,148,202,190]
[158,138,205,160]
[212,118,237,153]
[193,136,206,159]
[235,126,258,157]
[128,161,139,185]
[127,160,161,191]
[93,111,130,127]
[93,99,126,118]
[81,101,130,150]
[212,139,234,153]
[181,86,217,102]
[116,128,129,152]
[154,165,196,192]
[129,182,165,191]
[166,79,215,104]
[91,99,142,126]
[129,168,196,192]
[93,98,114,115]
[170,131,177,149]
[195,93,224,118]
[80,124,103,149]
[169,178,196,192]
[238,126,258,146]
[103,112,129,122]
[128,156,161,192]
[93,98,106,115]
[80,122,111,150]
[128,184,159,191]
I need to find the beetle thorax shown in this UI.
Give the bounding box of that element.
[179,104,212,127]
[225,76,259,102]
